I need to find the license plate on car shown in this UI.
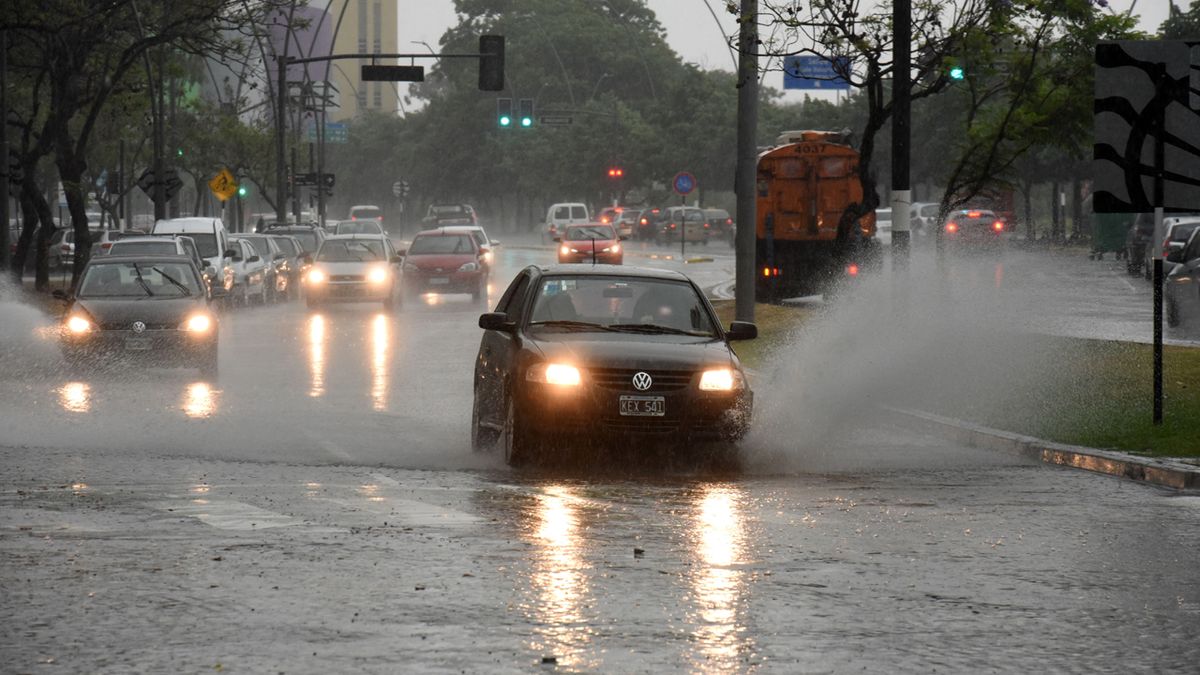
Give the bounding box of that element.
[428,277,449,285]
[125,337,151,351]
[619,395,665,417]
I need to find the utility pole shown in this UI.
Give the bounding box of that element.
[153,45,166,221]
[734,0,758,323]
[275,54,287,225]
[0,29,10,271]
[890,0,912,265]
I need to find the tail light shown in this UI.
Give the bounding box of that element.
[100,242,113,250]
[967,210,981,218]
[351,215,357,220]
[993,221,1004,231]
[669,223,677,229]
[61,244,71,252]
[846,263,859,276]
[640,218,648,225]
[704,223,710,228]
[726,218,733,225]
[945,223,958,233]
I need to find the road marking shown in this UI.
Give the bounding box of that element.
[151,498,308,531]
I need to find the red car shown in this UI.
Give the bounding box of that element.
[400,229,487,301]
[556,224,624,264]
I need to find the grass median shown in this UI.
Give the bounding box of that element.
[713,299,1200,458]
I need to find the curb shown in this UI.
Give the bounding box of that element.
[882,406,1200,491]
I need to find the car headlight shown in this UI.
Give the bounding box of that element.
[560,245,571,255]
[308,269,326,284]
[482,251,493,263]
[526,362,582,386]
[367,267,389,284]
[609,244,620,254]
[184,314,213,333]
[66,315,92,334]
[458,262,479,272]
[699,368,742,391]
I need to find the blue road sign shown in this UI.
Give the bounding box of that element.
[783,55,851,90]
[673,172,696,195]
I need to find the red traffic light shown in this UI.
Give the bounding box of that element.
[607,167,624,178]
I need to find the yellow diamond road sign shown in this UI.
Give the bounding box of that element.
[208,168,238,202]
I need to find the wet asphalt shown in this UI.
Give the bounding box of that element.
[1,237,1197,672]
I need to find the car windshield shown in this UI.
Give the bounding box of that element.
[78,261,200,298]
[337,222,382,235]
[431,205,466,215]
[184,233,219,258]
[1169,223,1200,242]
[409,234,474,255]
[110,241,177,256]
[238,237,274,257]
[564,226,616,241]
[273,238,298,255]
[316,239,385,262]
[528,276,716,337]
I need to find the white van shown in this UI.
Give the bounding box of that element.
[545,203,590,239]
[151,217,234,298]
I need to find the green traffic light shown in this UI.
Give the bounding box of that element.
[949,66,965,80]
[176,148,184,157]
[499,115,512,127]
[237,185,247,197]
[520,117,532,128]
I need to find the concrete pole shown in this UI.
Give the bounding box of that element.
[153,46,166,221]
[733,0,758,323]
[890,0,911,264]
[0,29,10,271]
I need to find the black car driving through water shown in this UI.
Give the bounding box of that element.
[57,255,219,377]
[472,265,756,465]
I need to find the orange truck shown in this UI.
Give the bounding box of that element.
[755,130,879,300]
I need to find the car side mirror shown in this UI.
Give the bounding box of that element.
[246,255,260,263]
[478,312,515,332]
[224,249,236,258]
[726,321,757,341]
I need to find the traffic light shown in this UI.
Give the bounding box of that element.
[478,35,505,92]
[607,167,624,179]
[518,98,534,128]
[949,65,965,81]
[237,184,248,198]
[497,98,512,128]
[176,147,184,157]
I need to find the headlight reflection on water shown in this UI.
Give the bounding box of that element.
[308,314,326,398]
[58,382,91,413]
[690,484,753,671]
[182,382,217,419]
[370,314,390,411]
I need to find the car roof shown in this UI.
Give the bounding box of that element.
[110,236,182,244]
[154,217,223,228]
[91,254,194,264]
[323,233,389,241]
[414,229,475,237]
[536,264,690,282]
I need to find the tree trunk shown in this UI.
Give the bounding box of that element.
[57,155,92,292]
[29,181,55,292]
[1071,175,1083,243]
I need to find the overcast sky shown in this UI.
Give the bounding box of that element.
[396,0,1174,104]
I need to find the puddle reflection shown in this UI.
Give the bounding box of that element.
[308,314,326,398]
[58,382,91,413]
[182,382,218,419]
[523,485,595,668]
[370,314,390,411]
[690,484,752,672]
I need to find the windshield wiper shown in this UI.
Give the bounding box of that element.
[527,320,616,332]
[131,264,155,296]
[151,267,192,296]
[608,323,711,337]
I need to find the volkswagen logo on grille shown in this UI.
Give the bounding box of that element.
[131,321,146,334]
[632,371,652,391]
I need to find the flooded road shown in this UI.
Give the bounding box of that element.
[2,239,1198,672]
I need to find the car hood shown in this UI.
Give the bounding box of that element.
[72,296,207,326]
[561,239,619,249]
[527,332,736,371]
[406,253,475,270]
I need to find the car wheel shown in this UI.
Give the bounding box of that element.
[471,394,500,452]
[502,394,535,466]
[199,343,219,380]
[1166,296,1180,327]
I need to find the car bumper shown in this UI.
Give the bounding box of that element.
[557,252,623,265]
[404,271,483,294]
[61,329,216,363]
[514,381,752,445]
[307,281,392,302]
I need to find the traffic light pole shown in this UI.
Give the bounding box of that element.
[890,0,912,265]
[0,29,9,271]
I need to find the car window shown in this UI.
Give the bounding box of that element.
[78,261,201,297]
[110,241,177,256]
[287,232,318,252]
[554,206,570,220]
[408,234,475,255]
[238,237,274,258]
[498,273,531,320]
[317,239,385,262]
[564,226,616,241]
[336,221,382,235]
[272,238,297,255]
[1169,223,1200,242]
[528,276,715,336]
[570,206,587,220]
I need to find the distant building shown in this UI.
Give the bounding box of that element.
[328,0,400,120]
